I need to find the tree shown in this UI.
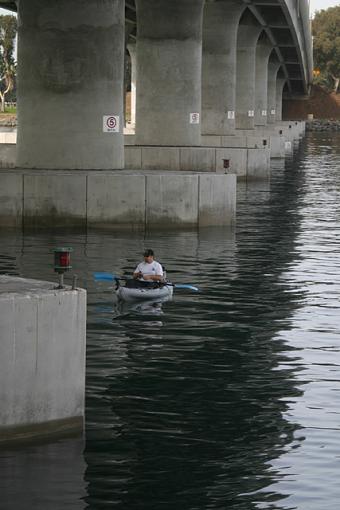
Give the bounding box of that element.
[0,15,17,112]
[313,6,340,93]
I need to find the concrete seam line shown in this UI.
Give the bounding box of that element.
[21,172,24,230]
[22,173,25,230]
[144,174,147,227]
[197,174,201,227]
[35,302,39,373]
[246,148,249,179]
[85,173,88,229]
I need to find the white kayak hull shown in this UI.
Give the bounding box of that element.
[116,285,173,302]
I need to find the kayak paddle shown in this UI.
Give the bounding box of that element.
[93,272,199,292]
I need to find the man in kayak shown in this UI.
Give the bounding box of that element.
[133,249,164,283]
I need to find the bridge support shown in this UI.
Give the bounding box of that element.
[127,42,137,128]
[254,37,273,127]
[135,0,204,146]
[276,78,287,122]
[16,0,125,170]
[267,61,281,124]
[235,15,262,130]
[201,0,244,136]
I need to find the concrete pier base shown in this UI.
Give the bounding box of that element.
[0,276,86,443]
[124,145,270,180]
[0,169,236,229]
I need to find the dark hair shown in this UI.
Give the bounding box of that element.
[143,249,154,257]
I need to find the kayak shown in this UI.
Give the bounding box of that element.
[116,284,174,302]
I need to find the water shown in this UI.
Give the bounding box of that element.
[1,132,340,509]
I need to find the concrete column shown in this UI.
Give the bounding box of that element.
[127,42,136,127]
[267,61,281,124]
[235,15,262,130]
[16,0,125,170]
[276,78,287,122]
[202,0,245,136]
[135,0,205,146]
[254,37,273,127]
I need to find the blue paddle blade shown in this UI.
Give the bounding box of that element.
[173,284,199,291]
[93,272,116,281]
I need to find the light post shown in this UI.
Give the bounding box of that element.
[54,247,72,289]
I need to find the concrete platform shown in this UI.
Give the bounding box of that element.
[124,145,270,180]
[0,275,86,443]
[202,133,285,159]
[0,169,236,229]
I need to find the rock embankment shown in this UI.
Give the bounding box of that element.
[0,114,16,127]
[306,119,340,131]
[283,85,340,121]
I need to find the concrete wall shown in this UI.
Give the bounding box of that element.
[0,169,236,228]
[0,276,86,443]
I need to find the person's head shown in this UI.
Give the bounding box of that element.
[143,249,154,263]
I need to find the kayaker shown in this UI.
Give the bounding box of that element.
[133,249,164,282]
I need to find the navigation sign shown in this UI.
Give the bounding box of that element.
[270,109,276,115]
[261,110,267,116]
[190,113,200,124]
[227,111,235,120]
[103,115,120,133]
[248,110,254,117]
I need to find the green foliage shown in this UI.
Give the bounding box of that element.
[0,14,17,109]
[312,6,340,92]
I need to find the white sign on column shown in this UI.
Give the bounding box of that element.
[248,110,254,118]
[227,111,235,120]
[190,113,200,124]
[103,115,120,133]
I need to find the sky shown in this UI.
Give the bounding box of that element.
[310,0,340,16]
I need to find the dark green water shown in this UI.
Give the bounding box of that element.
[1,132,340,509]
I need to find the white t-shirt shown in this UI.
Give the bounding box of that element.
[134,261,163,277]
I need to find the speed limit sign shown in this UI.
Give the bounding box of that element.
[103,115,120,133]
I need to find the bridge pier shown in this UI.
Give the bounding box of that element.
[201,0,244,136]
[254,36,273,127]
[276,78,287,123]
[235,14,262,130]
[267,60,282,125]
[127,42,137,128]
[16,0,125,170]
[135,0,204,146]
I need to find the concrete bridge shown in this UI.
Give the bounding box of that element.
[0,0,313,229]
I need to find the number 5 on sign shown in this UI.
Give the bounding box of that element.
[103,115,120,133]
[190,113,200,124]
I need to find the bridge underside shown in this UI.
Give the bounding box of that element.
[0,0,311,96]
